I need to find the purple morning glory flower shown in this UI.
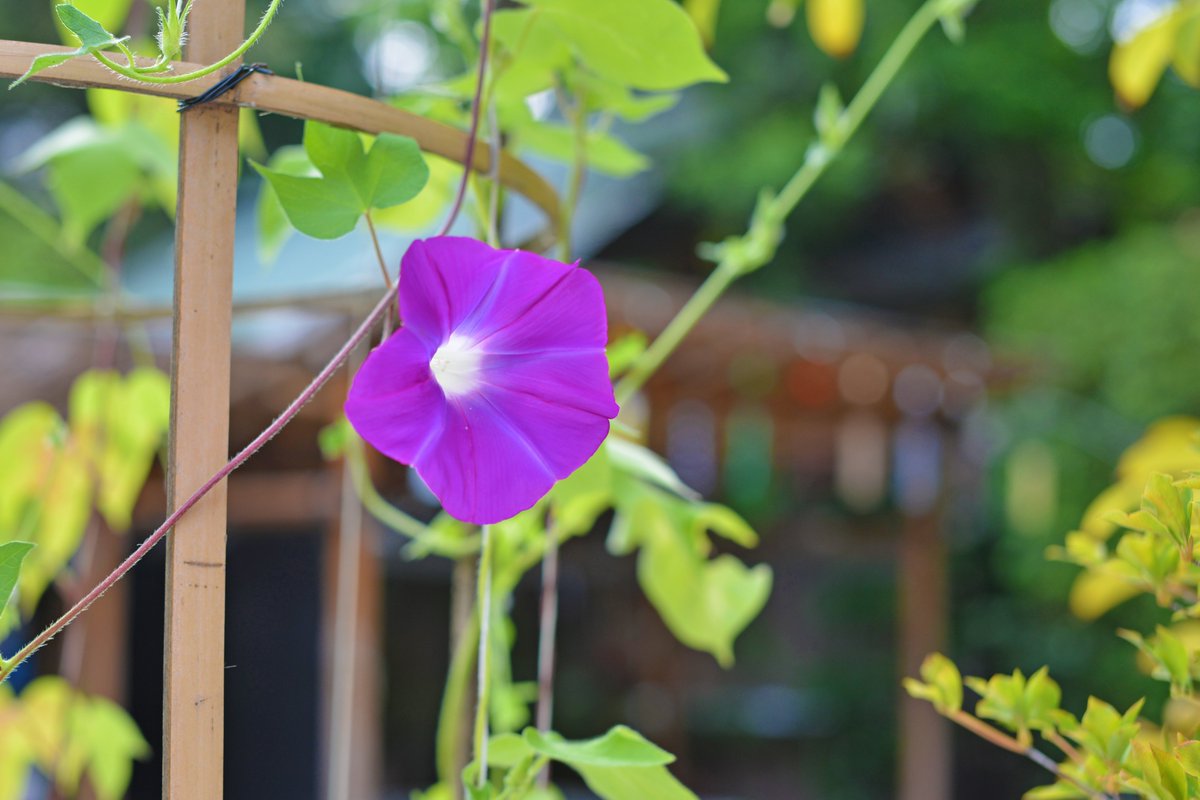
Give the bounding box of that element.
[345,236,619,524]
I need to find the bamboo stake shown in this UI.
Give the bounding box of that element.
[0,39,559,229]
[162,2,243,797]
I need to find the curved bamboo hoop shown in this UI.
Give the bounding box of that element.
[0,40,560,231]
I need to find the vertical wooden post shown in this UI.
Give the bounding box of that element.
[894,417,951,800]
[896,511,951,800]
[163,1,244,796]
[321,464,383,800]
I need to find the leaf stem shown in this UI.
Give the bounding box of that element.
[534,530,559,789]
[473,524,495,789]
[346,435,431,540]
[614,0,950,404]
[363,211,393,290]
[555,84,587,262]
[436,570,481,788]
[440,0,495,239]
[90,0,284,85]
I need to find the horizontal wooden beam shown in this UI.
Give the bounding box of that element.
[0,39,560,231]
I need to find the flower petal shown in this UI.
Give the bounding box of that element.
[399,236,507,346]
[415,395,558,524]
[482,382,613,478]
[482,351,618,419]
[344,328,445,464]
[457,252,608,354]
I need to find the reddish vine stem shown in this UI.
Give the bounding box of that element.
[0,0,498,683]
[441,0,493,241]
[0,285,395,683]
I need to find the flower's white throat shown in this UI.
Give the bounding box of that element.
[430,334,483,396]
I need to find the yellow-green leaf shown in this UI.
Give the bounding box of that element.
[1174,8,1200,86]
[520,0,728,91]
[903,652,963,714]
[1110,7,1184,109]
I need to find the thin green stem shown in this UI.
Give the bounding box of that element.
[555,85,588,262]
[436,601,481,787]
[485,99,502,247]
[614,262,735,405]
[363,211,395,339]
[91,0,283,85]
[472,524,495,789]
[614,0,952,405]
[773,0,945,216]
[345,435,431,541]
[363,212,393,289]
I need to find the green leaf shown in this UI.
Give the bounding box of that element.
[318,417,351,461]
[0,541,35,626]
[636,512,772,667]
[58,695,151,800]
[1174,9,1200,87]
[573,763,697,800]
[514,121,650,177]
[66,369,170,532]
[253,122,429,240]
[303,119,364,177]
[608,438,699,501]
[688,502,758,549]
[0,689,35,800]
[491,9,575,99]
[966,667,1061,742]
[250,162,365,239]
[54,0,134,45]
[370,154,459,233]
[1177,740,1200,777]
[16,677,149,800]
[356,133,430,209]
[16,117,176,244]
[1111,530,1180,589]
[548,445,614,537]
[1141,473,1191,548]
[573,72,680,122]
[0,180,106,298]
[1133,741,1189,800]
[12,5,130,88]
[606,333,647,378]
[518,0,727,91]
[488,732,534,769]
[92,369,169,530]
[253,145,312,261]
[23,450,93,612]
[57,4,126,49]
[1067,697,1143,765]
[902,652,963,715]
[0,403,63,534]
[520,726,698,800]
[0,398,92,614]
[1023,780,1091,799]
[523,726,674,767]
[1119,625,1193,691]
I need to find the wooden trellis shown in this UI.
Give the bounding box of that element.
[0,7,557,797]
[0,11,967,800]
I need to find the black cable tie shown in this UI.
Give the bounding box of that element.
[177,63,273,112]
